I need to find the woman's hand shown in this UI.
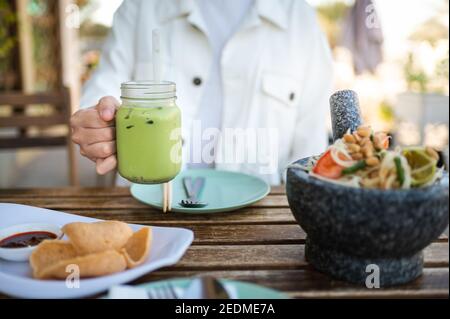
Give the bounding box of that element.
[70,96,119,175]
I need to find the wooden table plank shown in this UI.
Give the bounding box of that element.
[424,243,450,267]
[171,243,448,271]
[0,195,289,209]
[0,186,287,197]
[288,289,448,299]
[0,187,133,197]
[188,224,306,245]
[186,225,446,244]
[132,268,449,298]
[0,207,299,225]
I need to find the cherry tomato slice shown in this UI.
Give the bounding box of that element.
[312,150,344,179]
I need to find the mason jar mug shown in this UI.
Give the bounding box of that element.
[116,81,182,184]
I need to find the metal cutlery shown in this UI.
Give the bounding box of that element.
[179,177,208,208]
[108,277,230,299]
[147,283,179,299]
[182,276,230,299]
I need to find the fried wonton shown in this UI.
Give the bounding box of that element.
[30,240,77,278]
[34,250,127,279]
[62,221,133,255]
[30,221,152,280]
[121,227,152,268]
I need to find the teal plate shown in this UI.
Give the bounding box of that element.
[130,169,271,213]
[139,278,289,299]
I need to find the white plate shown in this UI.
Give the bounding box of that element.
[0,203,194,299]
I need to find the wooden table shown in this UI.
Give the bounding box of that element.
[0,186,448,299]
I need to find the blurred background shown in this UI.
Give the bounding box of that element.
[0,0,448,188]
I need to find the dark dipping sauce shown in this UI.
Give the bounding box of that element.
[0,231,57,249]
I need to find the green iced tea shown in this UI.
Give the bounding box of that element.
[116,81,182,184]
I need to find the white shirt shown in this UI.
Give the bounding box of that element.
[191,0,254,168]
[80,0,334,185]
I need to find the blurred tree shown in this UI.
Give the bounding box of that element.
[79,19,110,38]
[315,1,351,49]
[409,19,449,47]
[406,0,449,94]
[0,0,17,90]
[409,0,449,46]
[28,0,60,91]
[404,53,429,93]
[433,52,449,94]
[78,0,110,38]
[77,0,114,82]
[435,53,449,82]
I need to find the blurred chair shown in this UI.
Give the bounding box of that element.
[0,88,79,186]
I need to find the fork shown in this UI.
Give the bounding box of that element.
[147,283,179,299]
[179,177,208,208]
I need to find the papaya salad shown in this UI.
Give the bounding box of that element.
[296,125,443,189]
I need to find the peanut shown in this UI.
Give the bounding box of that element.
[357,126,372,138]
[347,143,361,153]
[366,156,380,167]
[353,132,362,142]
[352,152,363,160]
[360,137,372,147]
[362,145,374,158]
[344,134,356,144]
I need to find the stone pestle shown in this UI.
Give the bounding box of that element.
[329,90,363,141]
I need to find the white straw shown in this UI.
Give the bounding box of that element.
[167,181,173,212]
[153,29,171,212]
[162,183,167,213]
[152,29,162,83]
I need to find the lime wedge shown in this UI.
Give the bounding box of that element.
[402,147,437,187]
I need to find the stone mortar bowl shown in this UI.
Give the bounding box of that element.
[286,158,449,286]
[286,90,449,286]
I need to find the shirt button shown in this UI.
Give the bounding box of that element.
[289,92,296,101]
[193,77,202,86]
